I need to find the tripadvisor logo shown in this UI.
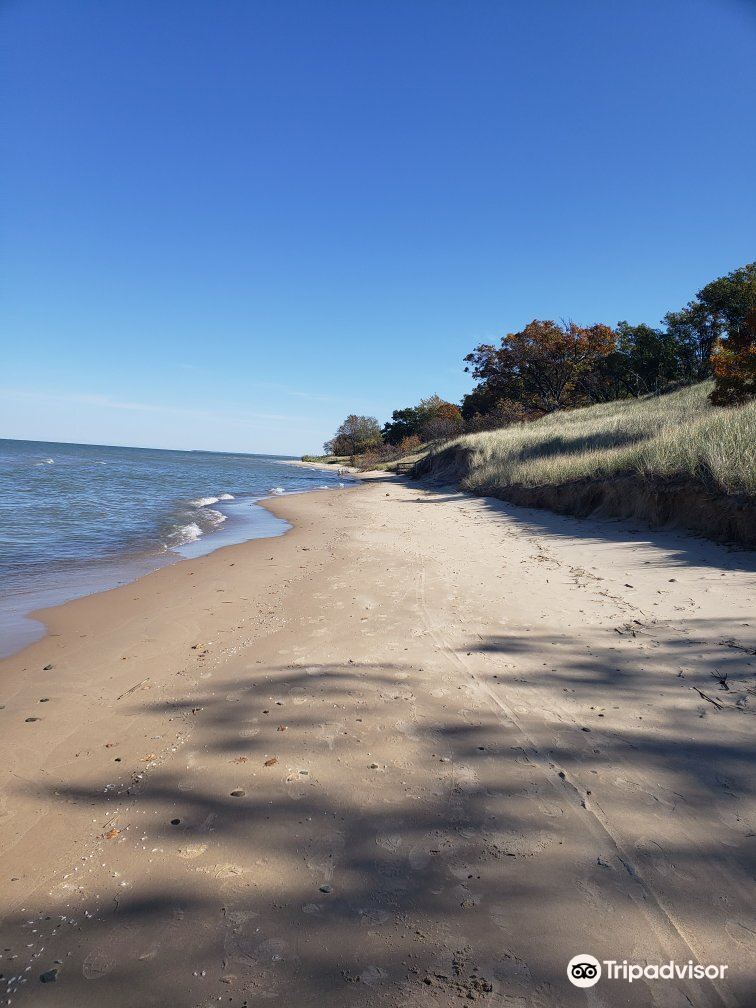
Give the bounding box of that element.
[567,954,601,988]
[567,954,729,987]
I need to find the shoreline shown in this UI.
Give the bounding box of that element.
[0,479,354,661]
[0,479,753,1006]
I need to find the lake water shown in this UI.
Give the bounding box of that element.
[0,439,352,656]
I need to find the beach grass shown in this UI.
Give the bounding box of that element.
[414,382,756,497]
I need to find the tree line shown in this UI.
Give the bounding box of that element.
[323,261,756,463]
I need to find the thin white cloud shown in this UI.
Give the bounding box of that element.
[0,388,298,427]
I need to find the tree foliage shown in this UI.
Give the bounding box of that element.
[664,262,756,380]
[709,308,756,406]
[323,414,382,455]
[463,320,616,416]
[322,262,755,466]
[611,321,683,395]
[382,395,463,444]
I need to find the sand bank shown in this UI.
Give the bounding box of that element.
[0,477,754,1006]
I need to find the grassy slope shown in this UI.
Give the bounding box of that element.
[414,383,755,496]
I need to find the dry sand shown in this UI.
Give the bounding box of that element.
[0,476,754,1007]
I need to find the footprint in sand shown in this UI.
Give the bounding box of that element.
[408,843,432,870]
[304,831,345,881]
[357,906,391,926]
[376,833,403,855]
[486,830,554,857]
[82,951,113,980]
[360,965,388,985]
[197,863,248,893]
[317,721,345,750]
[537,800,564,818]
[254,938,292,963]
[452,764,479,788]
[493,949,532,985]
[177,842,208,860]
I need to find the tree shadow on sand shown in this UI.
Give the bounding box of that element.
[4,635,755,1007]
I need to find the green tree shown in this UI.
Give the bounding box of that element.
[613,321,682,395]
[664,262,756,380]
[324,415,382,455]
[382,407,425,445]
[382,396,463,444]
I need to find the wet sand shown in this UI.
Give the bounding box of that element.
[0,476,754,1006]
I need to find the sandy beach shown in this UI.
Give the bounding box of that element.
[1,476,754,1007]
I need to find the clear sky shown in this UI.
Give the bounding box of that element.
[2,0,755,455]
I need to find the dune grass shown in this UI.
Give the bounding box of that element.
[414,382,756,496]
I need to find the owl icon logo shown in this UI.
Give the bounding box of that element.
[567,954,602,988]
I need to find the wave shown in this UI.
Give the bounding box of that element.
[166,501,227,550]
[203,508,227,528]
[191,493,235,507]
[269,486,286,495]
[168,521,203,546]
[34,458,55,466]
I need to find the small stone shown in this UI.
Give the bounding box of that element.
[39,969,58,983]
[43,664,53,671]
[369,763,379,769]
[25,717,40,723]
[319,884,332,893]
[170,818,181,825]
[230,789,246,797]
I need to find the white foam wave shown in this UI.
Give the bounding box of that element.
[35,458,55,466]
[269,486,286,495]
[203,508,227,528]
[191,493,235,507]
[170,522,202,546]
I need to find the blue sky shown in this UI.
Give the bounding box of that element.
[2,0,755,455]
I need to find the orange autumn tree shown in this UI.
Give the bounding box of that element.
[463,319,617,416]
[419,397,464,440]
[709,308,756,406]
